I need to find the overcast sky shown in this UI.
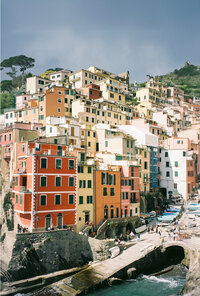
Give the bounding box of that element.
[1,0,200,82]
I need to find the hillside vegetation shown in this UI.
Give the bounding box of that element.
[159,62,200,97]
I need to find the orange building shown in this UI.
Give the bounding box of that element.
[38,86,66,125]
[12,141,77,231]
[94,169,121,226]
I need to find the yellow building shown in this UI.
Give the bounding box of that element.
[135,145,150,193]
[76,153,95,233]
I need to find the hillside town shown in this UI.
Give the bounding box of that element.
[0,65,199,237]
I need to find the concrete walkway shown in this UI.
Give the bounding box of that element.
[51,212,200,296]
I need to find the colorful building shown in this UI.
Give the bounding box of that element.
[12,140,77,231]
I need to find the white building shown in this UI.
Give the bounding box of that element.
[160,148,187,199]
[26,76,50,94]
[94,124,135,158]
[50,70,72,82]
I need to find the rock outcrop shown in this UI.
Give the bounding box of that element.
[181,248,200,296]
[6,230,93,281]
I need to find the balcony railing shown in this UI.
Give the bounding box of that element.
[18,186,30,193]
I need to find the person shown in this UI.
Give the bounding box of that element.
[159,230,161,236]
[156,225,158,233]
[138,233,140,240]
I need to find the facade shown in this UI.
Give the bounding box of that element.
[12,141,77,231]
[77,155,95,232]
[26,76,50,94]
[94,169,121,227]
[121,164,140,217]
[160,137,196,201]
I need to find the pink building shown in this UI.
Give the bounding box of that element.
[120,165,140,217]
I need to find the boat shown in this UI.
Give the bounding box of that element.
[157,216,176,223]
[109,246,120,259]
[135,225,147,233]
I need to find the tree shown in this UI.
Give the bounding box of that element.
[0,80,13,92]
[0,55,35,81]
[0,93,15,113]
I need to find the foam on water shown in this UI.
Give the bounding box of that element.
[142,275,180,288]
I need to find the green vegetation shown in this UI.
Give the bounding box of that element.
[3,193,14,231]
[159,62,200,97]
[0,55,35,112]
[0,93,15,114]
[0,55,35,79]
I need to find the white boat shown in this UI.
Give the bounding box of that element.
[135,225,147,233]
[109,246,120,259]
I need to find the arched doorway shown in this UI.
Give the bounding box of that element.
[104,206,108,219]
[110,205,114,218]
[126,222,133,234]
[57,213,63,229]
[45,214,51,230]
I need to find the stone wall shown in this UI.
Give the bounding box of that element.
[6,230,93,281]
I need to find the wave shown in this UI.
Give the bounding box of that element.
[142,275,180,288]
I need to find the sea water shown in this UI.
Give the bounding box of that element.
[14,264,187,296]
[88,264,187,296]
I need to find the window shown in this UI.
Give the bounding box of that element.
[110,188,115,196]
[78,166,84,173]
[79,196,83,204]
[56,176,61,186]
[103,187,107,196]
[105,141,108,148]
[110,93,114,98]
[69,194,74,204]
[175,171,178,177]
[183,151,186,157]
[87,196,93,204]
[127,140,129,148]
[86,180,91,188]
[85,80,87,84]
[69,177,74,187]
[126,192,129,199]
[56,159,62,169]
[69,159,74,169]
[165,152,168,157]
[166,171,170,177]
[65,98,68,103]
[79,180,86,188]
[55,195,61,205]
[16,195,18,204]
[40,195,46,206]
[25,110,28,116]
[33,108,36,114]
[58,98,62,103]
[86,116,89,122]
[50,127,52,133]
[20,195,23,205]
[166,162,169,167]
[92,117,95,123]
[40,176,47,187]
[144,162,148,169]
[41,158,47,168]
[22,144,25,152]
[57,108,61,113]
[81,153,85,161]
[175,161,178,167]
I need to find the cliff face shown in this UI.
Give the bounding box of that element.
[182,249,200,296]
[6,230,93,281]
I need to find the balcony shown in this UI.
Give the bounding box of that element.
[18,186,30,193]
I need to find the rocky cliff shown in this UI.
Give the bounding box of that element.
[182,248,200,296]
[5,230,93,281]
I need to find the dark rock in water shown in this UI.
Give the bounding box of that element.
[7,230,93,281]
[127,267,137,279]
[107,277,123,286]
